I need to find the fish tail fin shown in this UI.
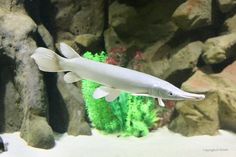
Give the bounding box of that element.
[31,47,68,72]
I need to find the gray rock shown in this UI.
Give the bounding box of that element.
[218,0,236,13]
[0,9,55,148]
[169,61,236,136]
[172,0,212,30]
[51,0,80,31]
[0,62,23,132]
[20,115,55,149]
[57,74,92,136]
[202,33,236,64]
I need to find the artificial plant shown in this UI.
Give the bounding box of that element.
[81,51,158,136]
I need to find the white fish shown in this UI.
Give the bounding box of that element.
[31,43,205,106]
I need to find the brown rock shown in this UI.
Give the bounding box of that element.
[218,0,236,13]
[172,0,212,30]
[144,41,204,85]
[222,14,236,33]
[169,61,236,136]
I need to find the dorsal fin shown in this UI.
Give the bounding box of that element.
[59,43,80,59]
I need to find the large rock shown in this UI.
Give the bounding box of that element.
[105,0,179,53]
[0,6,55,148]
[57,74,92,136]
[222,14,236,33]
[51,0,105,35]
[51,0,80,32]
[144,41,204,85]
[172,0,212,30]
[169,60,236,136]
[202,33,236,64]
[218,0,236,13]
[52,0,105,51]
[69,0,105,36]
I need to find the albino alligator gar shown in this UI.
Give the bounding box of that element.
[31,43,205,106]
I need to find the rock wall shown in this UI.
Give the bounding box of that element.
[0,0,91,149]
[0,0,236,148]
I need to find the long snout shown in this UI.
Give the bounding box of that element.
[179,92,205,101]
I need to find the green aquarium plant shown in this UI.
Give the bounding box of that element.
[81,52,122,133]
[81,51,158,136]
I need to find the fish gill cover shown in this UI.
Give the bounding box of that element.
[81,51,159,137]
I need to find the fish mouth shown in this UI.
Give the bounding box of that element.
[180,92,205,101]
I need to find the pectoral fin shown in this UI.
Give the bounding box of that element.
[158,98,165,107]
[64,72,81,83]
[105,90,120,102]
[93,86,109,99]
[93,86,120,102]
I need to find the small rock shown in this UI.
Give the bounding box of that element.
[20,115,55,149]
[0,136,8,152]
[172,0,212,30]
[202,33,236,64]
[74,34,99,48]
[69,0,105,36]
[218,0,236,13]
[109,1,137,30]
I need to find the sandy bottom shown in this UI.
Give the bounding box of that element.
[1,127,236,157]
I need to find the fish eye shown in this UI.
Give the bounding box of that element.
[169,92,173,96]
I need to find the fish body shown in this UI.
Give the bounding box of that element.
[31,43,205,106]
[69,57,157,93]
